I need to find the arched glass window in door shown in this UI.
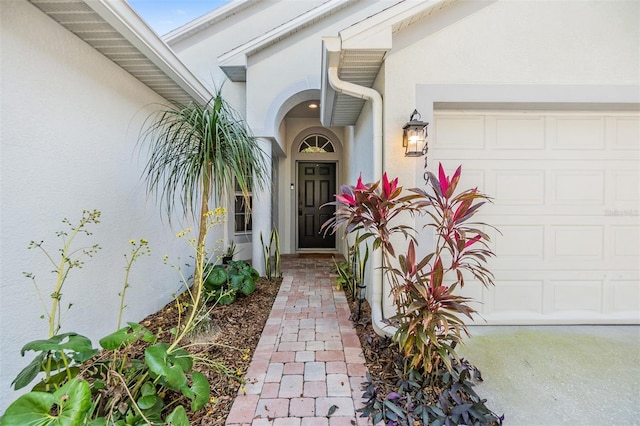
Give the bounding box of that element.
[299,134,335,153]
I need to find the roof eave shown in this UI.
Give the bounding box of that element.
[163,0,260,45]
[28,0,212,105]
[88,0,212,104]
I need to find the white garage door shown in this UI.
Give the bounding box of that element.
[431,110,639,324]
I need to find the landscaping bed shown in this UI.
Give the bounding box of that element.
[344,294,503,426]
[113,265,499,425]
[126,277,281,425]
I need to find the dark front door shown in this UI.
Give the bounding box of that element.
[298,162,336,249]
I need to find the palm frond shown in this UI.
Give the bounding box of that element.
[138,90,269,221]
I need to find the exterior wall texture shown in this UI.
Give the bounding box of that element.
[0,1,192,410]
[383,0,639,191]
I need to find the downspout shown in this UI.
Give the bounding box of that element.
[327,67,396,338]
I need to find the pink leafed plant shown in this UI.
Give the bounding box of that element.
[322,163,497,374]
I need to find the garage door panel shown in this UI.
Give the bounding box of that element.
[611,225,640,258]
[453,168,486,195]
[438,162,631,210]
[494,225,544,259]
[493,116,546,149]
[495,170,545,205]
[551,280,603,312]
[613,170,639,203]
[471,271,638,323]
[489,223,616,271]
[610,116,640,150]
[434,116,485,149]
[551,116,605,150]
[551,170,604,205]
[610,280,640,312]
[434,150,632,162]
[433,110,639,324]
[489,280,544,314]
[551,225,603,258]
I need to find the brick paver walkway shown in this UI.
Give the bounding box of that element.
[226,255,370,426]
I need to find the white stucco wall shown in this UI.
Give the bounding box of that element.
[383,0,640,188]
[0,1,194,411]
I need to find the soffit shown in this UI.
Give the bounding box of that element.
[323,0,458,127]
[28,0,212,105]
[329,49,387,126]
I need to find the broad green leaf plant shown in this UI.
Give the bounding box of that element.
[322,164,496,375]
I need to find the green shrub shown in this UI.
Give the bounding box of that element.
[203,260,259,305]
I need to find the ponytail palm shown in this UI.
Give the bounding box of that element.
[139,91,268,333]
[140,92,267,220]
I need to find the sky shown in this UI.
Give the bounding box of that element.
[128,0,232,36]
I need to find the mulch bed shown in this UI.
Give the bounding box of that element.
[134,277,283,425]
[342,292,398,399]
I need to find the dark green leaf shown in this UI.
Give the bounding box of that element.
[99,323,151,350]
[144,344,187,390]
[1,391,54,426]
[169,347,193,372]
[229,274,244,291]
[141,382,156,397]
[32,367,80,391]
[205,266,227,288]
[11,352,46,390]
[137,395,159,410]
[21,333,94,356]
[165,405,189,426]
[189,371,210,411]
[2,377,91,426]
[239,277,256,295]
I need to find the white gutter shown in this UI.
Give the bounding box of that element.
[327,67,396,339]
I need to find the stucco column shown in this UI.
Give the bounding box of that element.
[252,137,272,276]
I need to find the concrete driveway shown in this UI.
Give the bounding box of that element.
[458,325,640,426]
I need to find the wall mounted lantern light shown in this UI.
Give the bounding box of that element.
[402,109,429,157]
